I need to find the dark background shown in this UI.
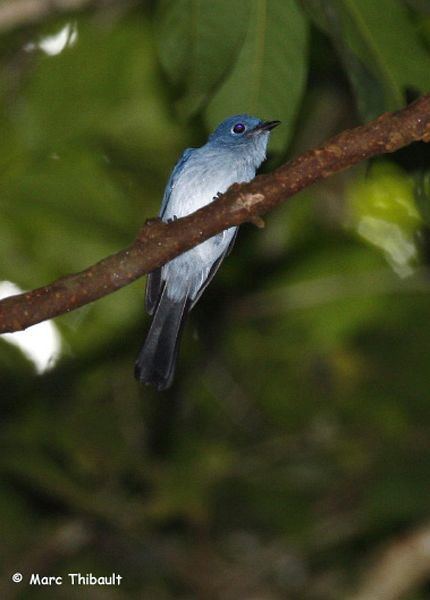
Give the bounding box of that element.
[1,1,430,598]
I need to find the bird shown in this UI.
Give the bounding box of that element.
[135,114,280,390]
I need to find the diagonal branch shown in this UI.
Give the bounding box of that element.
[1,94,430,334]
[351,522,430,600]
[0,0,123,33]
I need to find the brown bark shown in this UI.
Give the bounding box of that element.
[1,94,430,334]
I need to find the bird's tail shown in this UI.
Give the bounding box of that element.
[135,286,189,391]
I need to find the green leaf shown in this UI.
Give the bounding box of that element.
[343,0,430,103]
[156,0,192,86]
[304,0,430,119]
[346,162,423,277]
[302,0,386,120]
[156,0,251,115]
[205,0,309,153]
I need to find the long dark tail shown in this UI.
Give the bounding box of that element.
[135,287,189,391]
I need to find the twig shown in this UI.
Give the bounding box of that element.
[1,95,430,334]
[351,522,430,600]
[0,0,115,32]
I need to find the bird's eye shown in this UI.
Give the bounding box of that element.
[232,123,246,134]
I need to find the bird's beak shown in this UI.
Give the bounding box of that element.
[249,120,281,136]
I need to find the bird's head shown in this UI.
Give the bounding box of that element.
[208,114,280,167]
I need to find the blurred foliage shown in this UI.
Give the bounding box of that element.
[303,0,430,119]
[1,1,430,598]
[347,162,423,276]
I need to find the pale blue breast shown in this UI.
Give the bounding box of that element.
[162,146,257,219]
[161,146,259,302]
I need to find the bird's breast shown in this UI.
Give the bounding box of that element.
[163,153,255,220]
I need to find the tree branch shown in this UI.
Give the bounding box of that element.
[0,0,124,33]
[351,522,430,600]
[1,94,430,334]
[0,0,92,32]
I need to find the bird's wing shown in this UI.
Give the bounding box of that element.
[145,147,195,315]
[159,147,195,218]
[188,228,238,310]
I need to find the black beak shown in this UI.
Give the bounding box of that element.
[250,120,281,135]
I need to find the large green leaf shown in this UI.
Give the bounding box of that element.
[302,0,387,120]
[156,0,251,114]
[304,0,430,119]
[205,0,309,153]
[343,0,430,104]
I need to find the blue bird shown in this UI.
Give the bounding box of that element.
[135,114,280,390]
